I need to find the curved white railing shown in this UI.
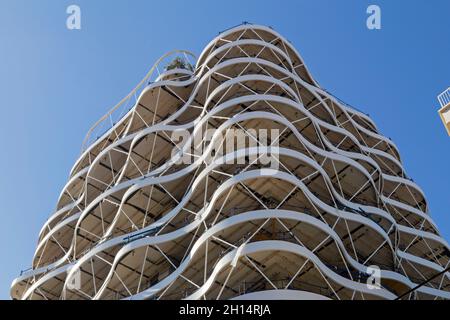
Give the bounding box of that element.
[81,50,196,152]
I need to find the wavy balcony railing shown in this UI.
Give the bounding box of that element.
[438,87,450,135]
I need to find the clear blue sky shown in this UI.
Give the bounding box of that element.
[0,0,448,299]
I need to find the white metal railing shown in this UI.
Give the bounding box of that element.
[438,87,450,108]
[81,50,196,153]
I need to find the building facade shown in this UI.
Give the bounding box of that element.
[11,24,450,300]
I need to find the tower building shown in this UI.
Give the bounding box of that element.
[11,24,450,300]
